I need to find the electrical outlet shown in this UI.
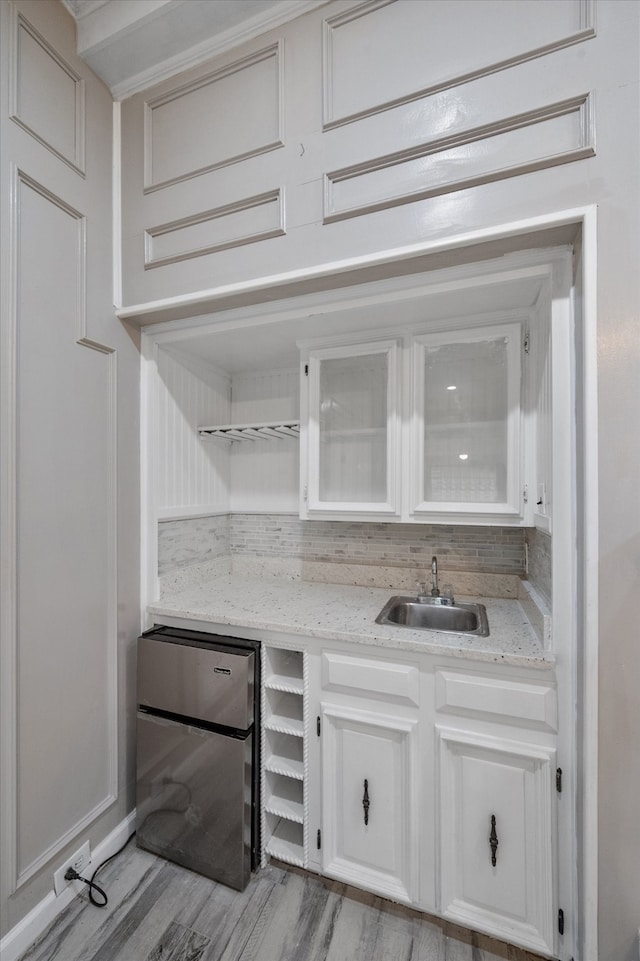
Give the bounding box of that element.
[53,841,91,896]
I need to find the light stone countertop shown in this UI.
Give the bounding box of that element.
[148,573,553,668]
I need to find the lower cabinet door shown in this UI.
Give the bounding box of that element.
[321,703,418,904]
[437,727,556,957]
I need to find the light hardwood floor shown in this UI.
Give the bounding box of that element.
[18,841,549,961]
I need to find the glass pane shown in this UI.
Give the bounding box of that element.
[423,337,509,503]
[318,352,387,503]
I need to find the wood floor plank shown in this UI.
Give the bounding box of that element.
[323,893,446,961]
[241,867,335,961]
[145,921,210,961]
[194,870,281,961]
[82,861,181,961]
[17,851,549,961]
[18,846,163,961]
[214,884,283,961]
[85,858,226,961]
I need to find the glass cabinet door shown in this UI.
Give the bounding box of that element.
[304,341,400,515]
[411,324,523,518]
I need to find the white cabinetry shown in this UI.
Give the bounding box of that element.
[300,321,533,525]
[411,323,525,522]
[437,729,556,955]
[316,650,420,904]
[321,703,419,904]
[300,340,401,519]
[299,648,564,957]
[435,667,559,957]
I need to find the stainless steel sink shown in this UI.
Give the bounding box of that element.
[375,596,490,636]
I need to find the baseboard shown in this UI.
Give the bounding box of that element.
[0,810,136,961]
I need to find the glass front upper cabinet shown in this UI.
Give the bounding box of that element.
[302,340,401,517]
[411,324,523,520]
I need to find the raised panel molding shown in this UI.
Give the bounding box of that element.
[7,169,118,888]
[435,671,558,732]
[15,168,87,328]
[144,43,284,192]
[321,702,419,904]
[10,9,85,174]
[324,93,595,223]
[437,726,556,956]
[321,652,419,706]
[323,0,595,129]
[144,189,285,269]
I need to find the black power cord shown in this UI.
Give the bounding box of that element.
[64,831,136,908]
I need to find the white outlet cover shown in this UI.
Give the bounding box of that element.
[53,841,91,896]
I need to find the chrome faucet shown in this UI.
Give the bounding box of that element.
[416,555,454,605]
[431,555,439,596]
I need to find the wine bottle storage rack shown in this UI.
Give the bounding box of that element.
[262,647,306,867]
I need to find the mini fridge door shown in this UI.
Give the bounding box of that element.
[137,635,255,730]
[136,711,253,891]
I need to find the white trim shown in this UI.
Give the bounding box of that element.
[143,257,565,341]
[157,506,229,521]
[578,205,599,961]
[140,335,160,625]
[116,208,590,327]
[0,811,136,961]
[0,159,19,919]
[112,101,122,308]
[16,792,116,889]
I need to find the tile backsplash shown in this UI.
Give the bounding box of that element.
[159,513,533,598]
[525,527,552,605]
[229,514,525,572]
[158,514,229,576]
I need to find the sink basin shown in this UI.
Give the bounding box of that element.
[375,596,490,636]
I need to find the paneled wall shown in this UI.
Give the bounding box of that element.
[124,2,639,959]
[0,0,140,939]
[120,0,595,307]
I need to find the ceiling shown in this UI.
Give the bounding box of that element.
[61,0,327,99]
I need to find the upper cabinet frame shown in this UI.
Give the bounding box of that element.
[300,338,402,519]
[410,322,525,523]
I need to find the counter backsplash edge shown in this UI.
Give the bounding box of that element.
[158,513,552,609]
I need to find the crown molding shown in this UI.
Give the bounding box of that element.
[64,0,329,100]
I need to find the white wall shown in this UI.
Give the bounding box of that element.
[119,3,640,958]
[0,0,140,939]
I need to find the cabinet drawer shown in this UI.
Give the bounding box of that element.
[322,651,419,706]
[435,670,557,731]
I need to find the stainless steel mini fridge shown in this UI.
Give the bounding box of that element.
[136,626,260,891]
